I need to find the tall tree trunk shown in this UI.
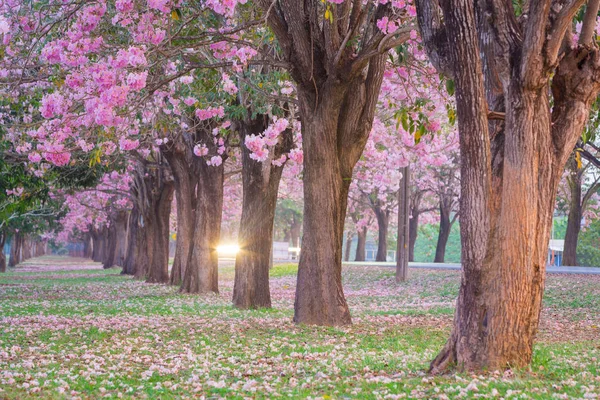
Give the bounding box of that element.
[233,116,293,309]
[396,166,410,282]
[83,234,92,259]
[417,0,600,372]
[355,227,367,261]
[21,237,31,261]
[162,138,197,286]
[123,205,146,276]
[113,211,128,267]
[146,182,175,283]
[125,159,173,283]
[91,228,108,263]
[181,149,225,294]
[408,209,420,262]
[374,207,389,261]
[344,231,353,262]
[103,222,118,269]
[9,232,22,267]
[563,161,582,266]
[434,198,453,263]
[258,0,398,328]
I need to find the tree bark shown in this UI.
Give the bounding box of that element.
[563,161,583,266]
[434,198,453,263]
[233,116,293,309]
[416,0,600,373]
[257,1,396,326]
[181,127,225,294]
[113,211,128,267]
[125,159,173,283]
[103,222,118,269]
[8,232,21,267]
[83,233,94,260]
[344,231,353,262]
[408,208,419,262]
[146,181,175,283]
[123,206,143,276]
[354,226,367,261]
[396,165,410,282]
[21,237,31,261]
[374,207,390,261]
[162,136,197,286]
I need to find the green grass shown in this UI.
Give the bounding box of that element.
[0,256,599,399]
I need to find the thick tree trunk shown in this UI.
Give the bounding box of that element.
[103,211,129,269]
[162,139,197,286]
[113,211,128,267]
[408,209,419,262]
[123,207,142,276]
[419,0,600,372]
[354,227,367,261]
[374,207,389,261]
[146,182,174,283]
[9,233,22,267]
[258,0,392,327]
[103,223,118,269]
[434,200,452,263]
[91,228,108,263]
[21,237,31,261]
[233,117,292,309]
[124,160,173,283]
[563,164,582,266]
[181,157,224,294]
[83,234,93,259]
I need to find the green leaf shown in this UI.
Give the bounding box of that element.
[445,79,455,96]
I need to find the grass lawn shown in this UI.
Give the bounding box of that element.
[1,256,599,399]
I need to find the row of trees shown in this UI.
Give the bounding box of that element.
[2,0,600,374]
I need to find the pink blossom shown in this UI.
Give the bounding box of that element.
[127,71,148,91]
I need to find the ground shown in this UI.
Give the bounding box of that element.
[0,257,599,399]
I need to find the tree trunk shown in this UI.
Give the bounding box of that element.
[374,207,389,261]
[396,165,410,282]
[9,232,22,267]
[354,227,367,261]
[162,139,197,286]
[563,162,582,266]
[21,237,31,261]
[124,160,173,283]
[103,223,118,269]
[113,211,128,267]
[91,228,108,263]
[146,181,175,283]
[123,205,147,276]
[344,231,353,262]
[434,199,452,263]
[181,153,224,294]
[83,234,92,258]
[233,116,293,309]
[418,0,600,372]
[408,209,419,262]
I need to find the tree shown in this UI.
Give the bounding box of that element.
[257,0,415,325]
[233,116,294,309]
[417,0,600,372]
